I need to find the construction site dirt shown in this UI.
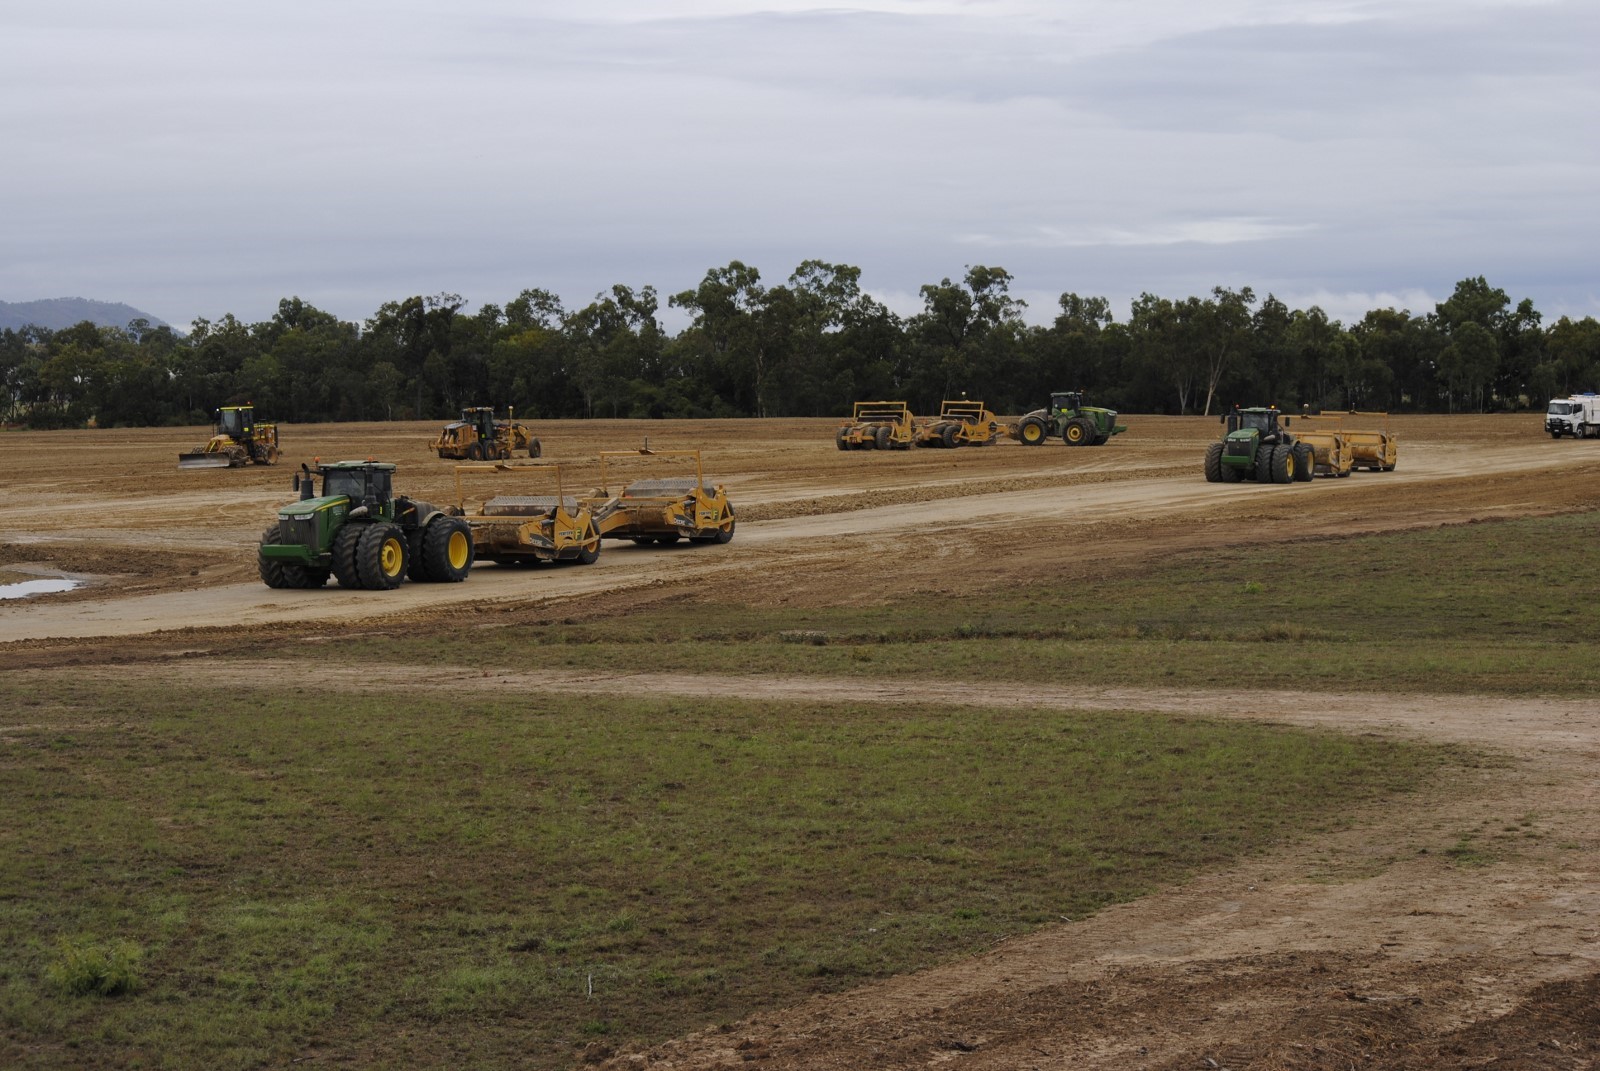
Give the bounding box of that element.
[3,413,1598,1068]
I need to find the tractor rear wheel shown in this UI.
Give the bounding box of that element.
[330,524,365,589]
[1271,443,1294,483]
[356,523,408,590]
[1293,442,1315,482]
[1018,418,1046,445]
[1203,442,1224,482]
[421,516,473,582]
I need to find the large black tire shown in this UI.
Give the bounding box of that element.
[1018,418,1047,446]
[1293,442,1315,482]
[406,528,430,582]
[528,438,542,459]
[875,426,891,450]
[712,505,736,544]
[1271,443,1294,484]
[836,429,850,451]
[355,523,407,590]
[1253,444,1274,482]
[1063,418,1094,446]
[1219,459,1242,482]
[466,441,485,461]
[258,525,291,588]
[575,521,601,565]
[330,523,365,589]
[940,423,958,448]
[1203,442,1224,483]
[421,516,473,583]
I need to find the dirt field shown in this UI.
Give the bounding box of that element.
[4,413,1599,1067]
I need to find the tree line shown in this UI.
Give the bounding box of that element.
[3,262,1598,429]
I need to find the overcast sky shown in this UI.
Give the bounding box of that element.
[5,0,1598,332]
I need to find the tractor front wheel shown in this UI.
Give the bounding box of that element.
[258,525,290,588]
[421,516,473,582]
[1063,419,1093,446]
[356,523,408,590]
[330,524,364,588]
[1203,442,1224,482]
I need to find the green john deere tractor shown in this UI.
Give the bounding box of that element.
[257,460,475,590]
[1010,391,1127,446]
[1204,406,1314,485]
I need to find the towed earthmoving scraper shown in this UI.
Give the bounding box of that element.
[584,448,736,546]
[1204,406,1314,485]
[179,405,280,469]
[836,401,915,450]
[913,400,1002,448]
[1009,391,1126,446]
[1299,410,1398,472]
[258,460,474,590]
[452,463,602,567]
[432,406,541,461]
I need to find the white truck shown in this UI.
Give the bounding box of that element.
[1544,394,1600,438]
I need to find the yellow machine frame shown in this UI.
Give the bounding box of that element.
[585,449,736,545]
[451,463,600,564]
[836,401,914,450]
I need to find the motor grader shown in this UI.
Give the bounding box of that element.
[1203,406,1314,485]
[1009,391,1126,446]
[432,406,541,461]
[451,462,602,566]
[583,448,736,546]
[913,400,1002,448]
[179,405,280,469]
[836,401,914,450]
[258,460,473,590]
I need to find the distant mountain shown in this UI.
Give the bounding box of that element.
[0,297,169,332]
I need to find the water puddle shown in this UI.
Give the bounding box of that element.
[0,577,83,600]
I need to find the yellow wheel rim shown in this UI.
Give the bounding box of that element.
[447,530,470,569]
[1023,424,1041,443]
[380,537,403,576]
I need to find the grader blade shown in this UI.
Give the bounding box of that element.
[178,451,233,470]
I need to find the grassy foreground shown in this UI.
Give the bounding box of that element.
[0,681,1454,1070]
[358,511,1600,695]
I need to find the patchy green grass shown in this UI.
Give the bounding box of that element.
[342,512,1600,695]
[0,681,1457,1070]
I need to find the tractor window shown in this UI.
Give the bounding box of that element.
[1239,411,1276,432]
[218,409,247,436]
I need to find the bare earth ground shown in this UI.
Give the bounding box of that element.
[4,414,1600,1067]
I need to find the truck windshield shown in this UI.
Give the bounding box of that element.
[1548,402,1579,415]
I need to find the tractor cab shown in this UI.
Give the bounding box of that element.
[1049,392,1083,416]
[296,461,396,510]
[1224,406,1289,439]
